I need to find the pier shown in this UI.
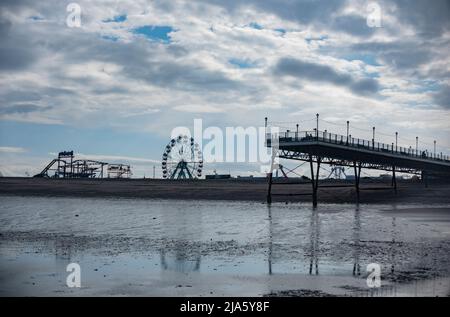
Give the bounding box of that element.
[265,115,450,206]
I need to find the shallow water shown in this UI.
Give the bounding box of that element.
[0,195,449,296]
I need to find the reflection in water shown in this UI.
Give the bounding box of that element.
[309,208,320,275]
[267,205,273,275]
[264,204,399,278]
[54,237,73,274]
[390,217,396,276]
[1,194,447,297]
[160,250,201,272]
[352,205,361,276]
[160,210,202,273]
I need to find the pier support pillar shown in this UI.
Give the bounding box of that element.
[392,166,397,193]
[309,155,321,207]
[267,171,273,204]
[422,170,429,188]
[309,156,316,207]
[353,161,361,201]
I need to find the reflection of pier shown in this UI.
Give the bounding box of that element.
[352,206,361,276]
[266,206,321,275]
[265,205,400,279]
[309,209,320,275]
[267,206,273,275]
[390,217,396,277]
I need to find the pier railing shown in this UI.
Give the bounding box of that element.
[267,130,450,163]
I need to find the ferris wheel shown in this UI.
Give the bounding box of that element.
[162,135,203,179]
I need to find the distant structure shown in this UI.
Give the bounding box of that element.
[237,175,254,179]
[162,135,203,180]
[205,169,230,180]
[206,174,231,179]
[326,166,347,180]
[107,164,132,178]
[34,151,132,179]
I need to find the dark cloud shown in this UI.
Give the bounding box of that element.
[0,104,52,114]
[273,57,379,95]
[0,90,41,103]
[274,57,352,84]
[349,78,380,95]
[194,0,450,46]
[89,86,130,95]
[0,0,33,9]
[330,14,376,38]
[0,46,36,71]
[0,87,75,105]
[0,17,38,71]
[351,41,432,74]
[433,85,450,109]
[131,60,240,91]
[390,0,450,38]
[0,0,446,131]
[44,31,242,92]
[0,10,242,93]
[200,0,345,25]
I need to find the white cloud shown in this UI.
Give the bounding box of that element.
[173,104,224,113]
[75,153,160,164]
[0,146,27,153]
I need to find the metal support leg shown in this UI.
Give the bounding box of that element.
[315,157,321,206]
[267,172,273,204]
[267,206,272,275]
[267,151,277,204]
[309,155,318,207]
[392,166,397,193]
[358,163,362,192]
[354,161,361,201]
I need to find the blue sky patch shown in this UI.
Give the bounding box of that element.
[132,25,174,43]
[413,81,440,93]
[101,35,119,42]
[229,58,256,69]
[343,53,381,66]
[305,35,328,44]
[103,14,127,23]
[29,16,45,21]
[0,121,164,162]
[248,22,263,30]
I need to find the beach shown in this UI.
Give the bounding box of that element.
[1,194,449,297]
[1,177,450,204]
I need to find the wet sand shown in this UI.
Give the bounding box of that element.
[1,230,449,297]
[1,196,449,297]
[1,177,450,204]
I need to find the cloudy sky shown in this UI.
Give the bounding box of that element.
[0,0,449,177]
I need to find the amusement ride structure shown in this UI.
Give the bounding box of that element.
[162,135,203,180]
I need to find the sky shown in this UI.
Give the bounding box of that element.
[0,0,449,178]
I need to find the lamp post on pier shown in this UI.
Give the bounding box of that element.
[316,114,319,138]
[372,127,375,149]
[434,140,436,159]
[346,121,349,144]
[395,132,398,152]
[416,137,418,156]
